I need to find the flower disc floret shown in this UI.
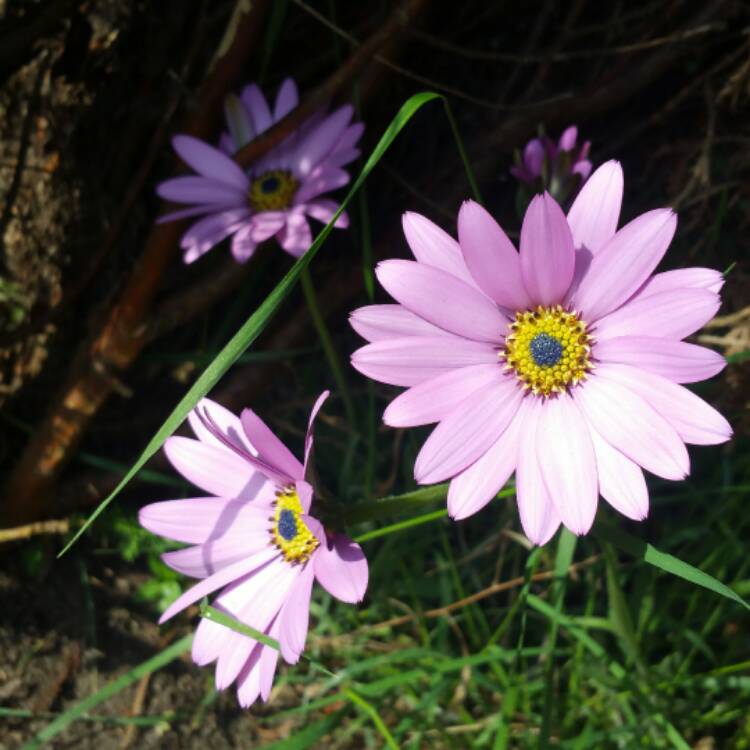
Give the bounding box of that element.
[271,486,319,564]
[249,170,299,211]
[501,305,592,396]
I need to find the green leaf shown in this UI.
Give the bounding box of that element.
[596,521,750,612]
[22,635,193,750]
[260,712,345,750]
[60,91,442,557]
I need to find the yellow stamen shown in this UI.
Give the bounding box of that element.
[502,305,592,397]
[270,486,319,564]
[249,170,299,211]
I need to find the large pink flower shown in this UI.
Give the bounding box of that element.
[350,161,731,544]
[157,78,363,263]
[139,392,368,707]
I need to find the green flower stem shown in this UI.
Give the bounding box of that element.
[299,266,357,430]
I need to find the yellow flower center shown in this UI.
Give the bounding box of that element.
[249,170,299,211]
[501,305,592,397]
[270,486,319,564]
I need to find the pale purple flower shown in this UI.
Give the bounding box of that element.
[139,392,368,707]
[511,125,592,204]
[157,78,363,263]
[351,161,731,544]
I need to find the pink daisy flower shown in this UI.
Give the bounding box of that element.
[511,125,592,202]
[139,392,368,707]
[350,161,732,544]
[156,78,363,263]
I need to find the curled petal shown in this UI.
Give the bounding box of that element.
[314,534,369,603]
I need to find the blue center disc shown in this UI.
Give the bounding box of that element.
[277,509,298,541]
[260,176,280,194]
[530,333,564,367]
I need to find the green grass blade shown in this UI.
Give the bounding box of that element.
[354,509,448,543]
[596,522,750,612]
[60,91,442,556]
[343,689,400,750]
[22,634,193,750]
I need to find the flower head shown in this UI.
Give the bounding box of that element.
[157,78,363,263]
[139,392,368,707]
[351,161,731,544]
[511,125,592,205]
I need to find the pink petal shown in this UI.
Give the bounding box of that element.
[163,436,260,498]
[276,213,312,257]
[230,224,258,263]
[572,376,689,480]
[351,336,499,387]
[139,496,273,545]
[296,481,313,514]
[515,399,561,545]
[596,363,732,446]
[536,394,598,535]
[249,211,287,242]
[332,122,364,154]
[172,135,249,190]
[566,160,624,254]
[572,159,592,180]
[161,523,271,578]
[303,391,329,474]
[157,176,246,206]
[241,84,272,135]
[192,616,229,666]
[594,336,726,383]
[303,199,349,228]
[520,192,575,306]
[414,376,522,484]
[294,105,354,176]
[278,564,315,664]
[457,200,532,311]
[223,93,254,149]
[376,259,508,343]
[214,559,296,690]
[158,547,279,623]
[522,139,545,177]
[180,210,251,263]
[188,398,253,452]
[259,617,282,701]
[401,212,478,288]
[349,304,448,342]
[384,364,504,427]
[295,165,349,203]
[313,533,368,603]
[589,427,649,521]
[594,288,721,341]
[240,409,303,480]
[447,400,525,520]
[235,643,263,707]
[573,209,677,322]
[157,204,229,224]
[558,126,578,151]
[274,78,298,121]
[636,267,725,298]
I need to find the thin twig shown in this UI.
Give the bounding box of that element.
[362,555,602,632]
[0,518,70,543]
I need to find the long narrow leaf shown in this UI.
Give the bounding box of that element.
[596,522,750,612]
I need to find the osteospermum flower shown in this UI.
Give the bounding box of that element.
[157,78,363,263]
[350,161,731,544]
[139,392,368,707]
[511,125,592,205]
